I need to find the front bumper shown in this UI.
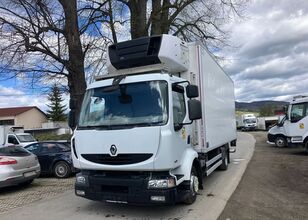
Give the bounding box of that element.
[243,126,256,131]
[75,171,188,205]
[0,170,40,188]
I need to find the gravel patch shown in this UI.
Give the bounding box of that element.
[0,177,75,214]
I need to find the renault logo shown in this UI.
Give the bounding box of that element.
[110,144,117,156]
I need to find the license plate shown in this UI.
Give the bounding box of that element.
[24,171,36,178]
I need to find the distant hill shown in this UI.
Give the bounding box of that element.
[235,100,288,112]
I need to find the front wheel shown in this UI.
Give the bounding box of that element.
[53,161,71,178]
[275,136,287,148]
[183,167,199,204]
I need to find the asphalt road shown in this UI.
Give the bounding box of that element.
[0,132,255,220]
[219,131,308,220]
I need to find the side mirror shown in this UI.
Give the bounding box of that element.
[186,85,199,98]
[68,110,76,129]
[188,100,202,120]
[283,105,288,114]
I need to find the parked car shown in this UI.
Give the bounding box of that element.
[24,141,75,178]
[0,146,40,188]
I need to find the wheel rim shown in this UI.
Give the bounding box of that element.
[190,175,199,194]
[276,138,285,147]
[56,164,67,177]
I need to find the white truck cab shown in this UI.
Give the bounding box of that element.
[70,35,237,205]
[0,126,37,147]
[268,96,308,151]
[237,114,257,131]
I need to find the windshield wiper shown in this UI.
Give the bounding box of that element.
[78,124,135,130]
[127,122,163,127]
[77,125,111,130]
[78,122,163,130]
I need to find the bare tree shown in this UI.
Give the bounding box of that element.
[0,0,109,127]
[0,0,246,127]
[91,0,246,47]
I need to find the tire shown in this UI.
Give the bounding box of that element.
[275,136,287,148]
[53,161,71,178]
[219,147,229,170]
[183,167,199,205]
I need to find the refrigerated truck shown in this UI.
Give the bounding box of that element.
[70,34,237,205]
[268,96,308,151]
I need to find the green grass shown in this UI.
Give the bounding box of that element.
[34,133,72,141]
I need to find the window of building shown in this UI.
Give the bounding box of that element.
[0,119,14,125]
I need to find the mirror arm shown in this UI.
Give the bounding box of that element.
[180,120,193,125]
[174,120,193,131]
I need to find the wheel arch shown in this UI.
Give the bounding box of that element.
[170,148,201,186]
[192,158,203,189]
[303,132,308,144]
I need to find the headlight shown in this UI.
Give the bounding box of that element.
[148,177,175,189]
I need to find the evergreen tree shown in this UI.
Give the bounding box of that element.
[46,84,67,121]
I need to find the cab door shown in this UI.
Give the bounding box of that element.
[171,84,191,162]
[285,102,308,141]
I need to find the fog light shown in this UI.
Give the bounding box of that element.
[76,190,85,196]
[76,176,86,184]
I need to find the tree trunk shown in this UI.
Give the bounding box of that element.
[58,0,86,128]
[150,0,162,35]
[150,0,171,35]
[128,0,148,39]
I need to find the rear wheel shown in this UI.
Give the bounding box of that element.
[275,136,287,148]
[53,161,71,178]
[183,167,199,204]
[219,147,229,170]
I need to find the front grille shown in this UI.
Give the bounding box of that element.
[81,154,153,165]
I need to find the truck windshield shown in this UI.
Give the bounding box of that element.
[16,134,36,142]
[78,81,168,128]
[244,119,256,123]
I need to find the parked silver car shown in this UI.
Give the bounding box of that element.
[0,146,40,188]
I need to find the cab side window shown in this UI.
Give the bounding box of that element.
[8,135,19,145]
[172,87,186,125]
[290,103,306,123]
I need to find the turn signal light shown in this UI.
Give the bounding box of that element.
[0,157,17,165]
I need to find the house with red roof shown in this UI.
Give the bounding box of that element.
[0,106,47,129]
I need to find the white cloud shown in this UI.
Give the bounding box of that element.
[0,85,48,111]
[220,0,308,102]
